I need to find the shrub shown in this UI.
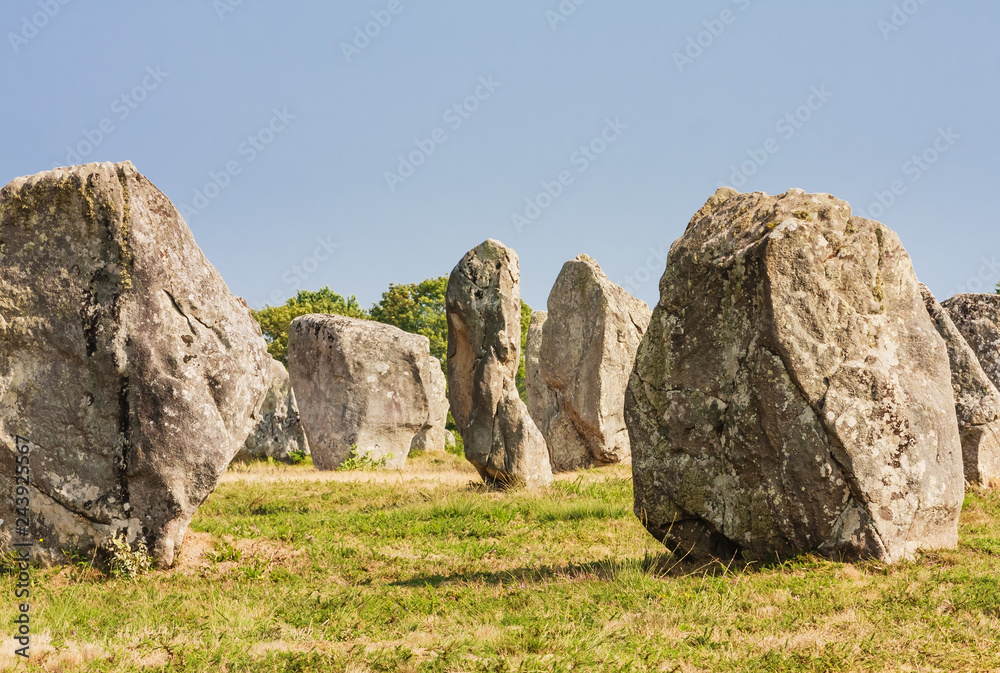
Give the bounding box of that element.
[103,531,152,579]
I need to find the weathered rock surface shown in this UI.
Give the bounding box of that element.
[288,314,435,470]
[410,357,451,452]
[237,358,310,463]
[626,187,964,563]
[446,239,552,488]
[921,286,1000,485]
[942,294,1000,392]
[525,310,556,437]
[0,162,270,567]
[530,254,651,471]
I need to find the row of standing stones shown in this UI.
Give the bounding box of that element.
[0,163,997,568]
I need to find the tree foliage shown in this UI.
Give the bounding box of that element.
[251,279,531,398]
[252,286,366,364]
[369,276,448,367]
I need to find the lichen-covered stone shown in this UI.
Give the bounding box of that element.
[410,357,451,452]
[530,255,651,471]
[237,358,310,463]
[446,239,552,488]
[288,314,434,470]
[942,294,1000,393]
[0,162,270,567]
[626,187,964,563]
[921,286,1000,485]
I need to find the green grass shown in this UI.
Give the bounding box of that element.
[5,457,1000,671]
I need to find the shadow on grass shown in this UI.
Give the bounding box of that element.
[388,549,795,588]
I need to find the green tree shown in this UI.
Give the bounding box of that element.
[370,276,448,368]
[252,286,366,364]
[516,299,532,402]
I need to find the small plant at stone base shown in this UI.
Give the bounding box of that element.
[288,448,309,465]
[103,531,152,579]
[338,444,390,471]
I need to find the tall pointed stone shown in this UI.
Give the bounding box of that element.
[446,239,552,488]
[530,254,651,471]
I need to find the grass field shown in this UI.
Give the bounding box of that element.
[4,451,1000,672]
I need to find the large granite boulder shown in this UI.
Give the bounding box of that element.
[626,187,964,563]
[942,294,1000,392]
[237,358,310,463]
[410,357,451,452]
[446,240,552,488]
[288,314,435,470]
[530,254,651,471]
[0,162,269,567]
[921,287,1000,485]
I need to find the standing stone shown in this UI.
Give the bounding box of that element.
[0,162,269,567]
[446,239,552,488]
[237,358,310,463]
[626,187,964,563]
[289,314,434,470]
[942,294,1000,392]
[531,254,652,471]
[920,286,1000,485]
[410,357,451,452]
[525,310,556,438]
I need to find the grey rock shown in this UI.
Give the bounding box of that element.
[0,162,270,567]
[525,310,556,440]
[626,187,964,563]
[288,314,434,470]
[532,255,651,471]
[920,286,1000,485]
[942,294,1000,392]
[237,358,310,463]
[410,357,451,452]
[446,239,552,488]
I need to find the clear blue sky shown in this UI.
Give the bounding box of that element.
[2,1,996,310]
